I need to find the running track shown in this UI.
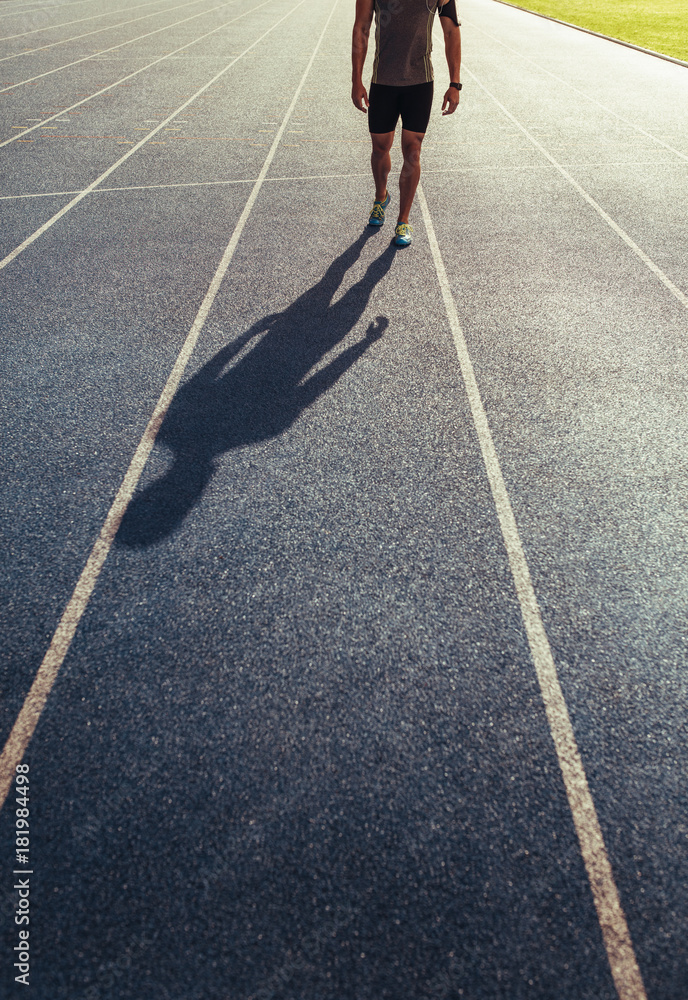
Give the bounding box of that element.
[0,0,687,997]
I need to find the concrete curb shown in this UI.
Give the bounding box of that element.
[491,0,688,70]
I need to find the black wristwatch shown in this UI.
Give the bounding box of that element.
[450,81,462,91]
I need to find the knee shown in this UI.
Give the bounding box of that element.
[371,134,394,157]
[401,145,422,176]
[402,141,422,167]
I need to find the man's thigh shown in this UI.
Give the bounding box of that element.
[398,81,434,135]
[401,129,426,155]
[371,130,395,155]
[368,83,401,136]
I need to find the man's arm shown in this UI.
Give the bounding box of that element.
[439,4,461,116]
[352,0,374,113]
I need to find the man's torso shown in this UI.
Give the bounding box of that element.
[372,0,439,87]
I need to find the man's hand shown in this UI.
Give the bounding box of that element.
[352,81,369,113]
[352,0,373,112]
[441,14,461,116]
[441,87,460,115]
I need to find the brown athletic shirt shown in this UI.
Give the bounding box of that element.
[371,0,459,87]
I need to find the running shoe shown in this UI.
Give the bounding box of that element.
[368,191,390,227]
[394,222,413,247]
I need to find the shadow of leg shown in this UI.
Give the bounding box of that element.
[117,454,214,548]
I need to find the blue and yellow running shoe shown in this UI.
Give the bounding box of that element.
[394,222,413,247]
[368,191,390,227]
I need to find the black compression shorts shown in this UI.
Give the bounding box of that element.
[368,81,434,135]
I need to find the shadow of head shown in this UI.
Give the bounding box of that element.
[117,232,396,548]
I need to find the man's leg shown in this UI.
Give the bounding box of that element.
[398,128,424,224]
[370,131,394,202]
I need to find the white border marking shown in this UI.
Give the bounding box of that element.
[0,0,340,810]
[418,182,648,1000]
[490,0,688,71]
[0,0,291,272]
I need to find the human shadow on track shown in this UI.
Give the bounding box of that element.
[117,231,395,548]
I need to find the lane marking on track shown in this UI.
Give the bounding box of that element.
[0,0,288,272]
[0,0,245,96]
[0,1,247,148]
[421,161,682,171]
[489,0,688,72]
[0,0,339,811]
[0,1,104,17]
[0,0,211,63]
[465,66,688,310]
[3,160,683,202]
[417,183,648,1000]
[464,16,688,164]
[0,0,179,42]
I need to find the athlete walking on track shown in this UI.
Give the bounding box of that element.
[352,0,461,246]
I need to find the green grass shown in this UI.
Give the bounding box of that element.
[503,0,688,62]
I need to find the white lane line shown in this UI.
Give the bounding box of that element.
[0,0,244,94]
[0,2,50,13]
[417,182,648,1000]
[421,160,684,170]
[0,0,212,63]
[0,1,245,147]
[6,158,686,202]
[0,0,339,812]
[465,66,688,310]
[2,162,684,202]
[464,17,688,164]
[0,4,285,271]
[0,0,173,41]
[0,1,102,15]
[0,174,363,201]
